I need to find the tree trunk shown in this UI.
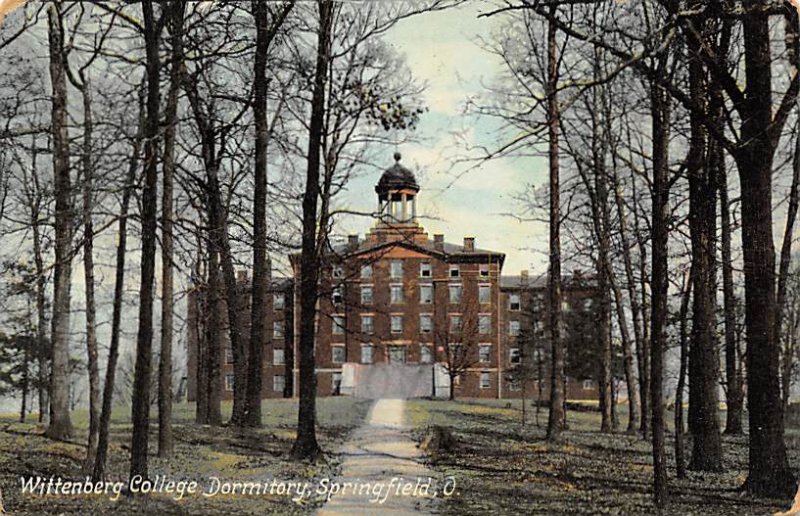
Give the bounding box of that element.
[686,18,722,470]
[611,165,646,436]
[30,142,48,424]
[649,76,670,508]
[545,8,565,442]
[246,0,270,427]
[777,122,800,409]
[45,2,73,441]
[158,0,183,458]
[675,268,692,480]
[182,64,249,428]
[737,5,797,498]
[720,134,743,435]
[192,256,209,424]
[610,276,640,433]
[629,172,650,436]
[205,249,223,426]
[79,81,100,474]
[776,5,800,398]
[594,111,612,435]
[93,85,145,482]
[130,0,161,479]
[20,334,29,422]
[291,0,332,461]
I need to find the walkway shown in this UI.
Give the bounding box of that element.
[316,399,436,515]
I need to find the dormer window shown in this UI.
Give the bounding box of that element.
[333,266,344,279]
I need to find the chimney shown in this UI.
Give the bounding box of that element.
[521,270,529,285]
[463,237,475,252]
[237,270,248,282]
[348,234,359,249]
[434,234,445,251]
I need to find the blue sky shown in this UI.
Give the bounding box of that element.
[337,1,550,275]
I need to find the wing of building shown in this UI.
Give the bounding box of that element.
[186,153,603,401]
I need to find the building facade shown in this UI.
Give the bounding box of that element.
[187,153,601,401]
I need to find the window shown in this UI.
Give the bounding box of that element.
[583,298,594,311]
[509,320,521,336]
[273,348,285,365]
[479,284,491,304]
[361,315,374,335]
[273,375,285,393]
[390,284,404,304]
[361,285,373,306]
[449,265,460,278]
[510,348,521,365]
[273,293,285,310]
[273,320,284,339]
[450,315,462,333]
[452,374,461,386]
[420,284,433,304]
[332,346,345,364]
[420,314,433,333]
[225,347,234,365]
[582,379,593,390]
[361,344,373,364]
[332,315,345,335]
[562,300,571,312]
[480,371,491,389]
[390,260,403,279]
[479,314,492,335]
[509,293,521,311]
[332,287,343,305]
[391,315,403,334]
[420,262,432,278]
[420,345,433,364]
[361,264,373,279]
[480,264,490,277]
[332,372,342,393]
[333,265,344,279]
[224,374,235,391]
[449,284,462,304]
[479,344,491,363]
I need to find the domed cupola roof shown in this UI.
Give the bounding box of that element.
[375,152,419,195]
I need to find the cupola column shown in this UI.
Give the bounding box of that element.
[401,192,408,221]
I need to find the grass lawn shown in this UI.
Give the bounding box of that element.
[408,398,800,515]
[0,397,370,515]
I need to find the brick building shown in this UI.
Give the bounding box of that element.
[187,153,601,401]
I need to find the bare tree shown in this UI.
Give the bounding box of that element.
[246,0,295,428]
[44,1,72,441]
[130,0,162,479]
[545,7,565,441]
[158,0,184,459]
[291,0,332,462]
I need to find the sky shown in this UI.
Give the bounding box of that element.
[337,1,550,276]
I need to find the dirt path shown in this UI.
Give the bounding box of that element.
[316,399,436,515]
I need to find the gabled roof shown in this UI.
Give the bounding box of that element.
[332,235,505,265]
[500,272,598,290]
